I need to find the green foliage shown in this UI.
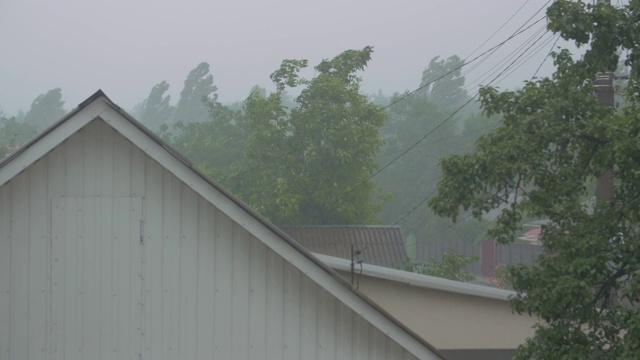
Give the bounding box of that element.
[171,100,246,181]
[375,55,493,248]
[135,81,174,132]
[0,115,37,158]
[234,46,387,225]
[429,1,640,358]
[172,62,217,126]
[401,249,478,282]
[419,55,468,110]
[24,88,66,130]
[488,264,514,290]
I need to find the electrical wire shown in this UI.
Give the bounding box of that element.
[376,121,500,160]
[357,4,557,263]
[367,95,477,182]
[485,29,553,86]
[501,32,558,82]
[228,16,548,183]
[368,7,553,186]
[459,0,552,88]
[465,25,549,89]
[392,188,439,227]
[382,33,552,252]
[388,31,560,260]
[464,0,534,60]
[531,34,562,79]
[380,16,547,114]
[223,2,558,266]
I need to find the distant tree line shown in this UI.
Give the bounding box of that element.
[0,48,494,250]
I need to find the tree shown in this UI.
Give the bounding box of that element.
[170,100,246,181]
[0,115,37,158]
[135,81,174,132]
[429,1,640,358]
[419,55,469,110]
[172,62,217,127]
[24,88,66,130]
[401,249,478,282]
[375,57,492,252]
[234,47,387,225]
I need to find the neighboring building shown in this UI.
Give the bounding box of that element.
[517,219,552,245]
[317,253,537,360]
[281,225,408,268]
[0,91,445,359]
[518,226,543,245]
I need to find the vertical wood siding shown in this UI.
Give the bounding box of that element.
[0,119,419,360]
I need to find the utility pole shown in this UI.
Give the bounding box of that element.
[594,0,614,204]
[594,71,614,203]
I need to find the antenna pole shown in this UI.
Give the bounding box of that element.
[350,244,355,285]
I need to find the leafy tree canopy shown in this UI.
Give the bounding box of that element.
[419,55,469,110]
[376,55,493,252]
[136,80,174,132]
[429,1,640,358]
[172,62,218,126]
[171,99,246,181]
[24,88,66,130]
[401,249,478,282]
[234,46,387,225]
[0,115,37,158]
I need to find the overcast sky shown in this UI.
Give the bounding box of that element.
[0,0,559,115]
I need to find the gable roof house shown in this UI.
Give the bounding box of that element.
[0,91,445,359]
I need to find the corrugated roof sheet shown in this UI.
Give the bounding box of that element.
[280,225,408,268]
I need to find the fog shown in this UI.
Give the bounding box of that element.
[0,0,557,115]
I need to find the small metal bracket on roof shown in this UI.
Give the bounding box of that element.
[351,246,363,288]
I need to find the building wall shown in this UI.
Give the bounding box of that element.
[0,119,419,360]
[336,271,537,351]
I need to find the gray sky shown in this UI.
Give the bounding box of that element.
[0,0,558,115]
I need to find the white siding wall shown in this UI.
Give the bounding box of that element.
[0,119,419,360]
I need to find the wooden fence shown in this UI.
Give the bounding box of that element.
[416,238,544,277]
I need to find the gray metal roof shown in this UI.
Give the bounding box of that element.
[280,225,408,268]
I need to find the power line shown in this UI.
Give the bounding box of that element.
[376,121,500,160]
[392,32,554,240]
[405,0,545,110]
[358,6,557,263]
[229,15,548,183]
[531,34,561,79]
[485,29,553,86]
[464,0,535,60]
[356,95,481,262]
[226,3,558,265]
[392,188,439,227]
[460,0,552,89]
[501,32,558,81]
[393,34,562,258]
[380,16,547,113]
[368,12,552,185]
[368,95,477,182]
[465,25,549,89]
